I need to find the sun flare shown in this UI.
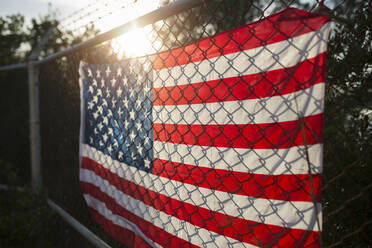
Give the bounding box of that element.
[93,0,160,58]
[112,26,154,58]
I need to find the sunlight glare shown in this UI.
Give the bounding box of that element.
[95,0,160,58]
[112,26,154,58]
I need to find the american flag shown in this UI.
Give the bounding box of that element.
[79,8,330,248]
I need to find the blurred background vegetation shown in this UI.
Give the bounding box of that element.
[0,11,101,248]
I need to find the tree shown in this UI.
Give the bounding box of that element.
[0,14,27,65]
[322,0,372,246]
[0,10,111,248]
[152,0,310,51]
[0,14,29,185]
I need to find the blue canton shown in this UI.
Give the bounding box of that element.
[81,59,153,172]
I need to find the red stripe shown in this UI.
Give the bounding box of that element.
[153,8,329,70]
[153,114,323,149]
[88,207,152,248]
[81,181,197,248]
[153,53,325,106]
[152,158,321,202]
[81,157,320,247]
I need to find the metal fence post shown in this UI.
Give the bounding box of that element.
[27,26,54,190]
[28,61,42,190]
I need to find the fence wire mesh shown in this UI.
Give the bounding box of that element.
[1,0,371,247]
[0,68,29,186]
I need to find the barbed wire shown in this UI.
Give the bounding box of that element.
[57,0,156,36]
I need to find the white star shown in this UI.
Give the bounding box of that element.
[107,145,113,154]
[93,111,99,119]
[129,109,135,119]
[94,127,98,134]
[102,133,108,142]
[106,88,110,98]
[117,68,122,76]
[136,120,142,129]
[97,105,103,114]
[88,86,94,94]
[143,85,150,93]
[144,158,151,169]
[117,87,122,97]
[129,89,135,98]
[137,144,143,155]
[87,101,94,110]
[113,140,118,148]
[92,95,98,103]
[118,151,123,159]
[97,89,102,97]
[96,70,101,78]
[123,77,128,86]
[108,127,114,136]
[129,130,136,140]
[124,120,129,129]
[144,136,150,145]
[99,140,104,147]
[102,99,108,107]
[136,98,142,108]
[123,97,129,108]
[101,79,105,87]
[93,79,98,87]
[103,116,109,125]
[89,137,94,144]
[105,66,111,77]
[111,78,117,86]
[107,109,113,117]
[117,108,123,117]
[114,119,119,127]
[87,69,93,77]
[118,134,124,143]
[144,110,150,119]
[97,122,103,130]
[112,99,117,108]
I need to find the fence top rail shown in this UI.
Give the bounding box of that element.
[0,0,345,72]
[35,0,203,65]
[0,62,28,72]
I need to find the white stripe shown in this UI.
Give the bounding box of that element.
[83,180,258,248]
[154,141,323,174]
[85,195,162,248]
[153,23,330,88]
[153,83,324,125]
[81,144,322,231]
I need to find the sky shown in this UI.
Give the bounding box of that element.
[0,0,161,57]
[0,0,96,21]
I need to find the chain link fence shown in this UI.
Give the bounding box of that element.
[1,0,371,247]
[0,68,29,185]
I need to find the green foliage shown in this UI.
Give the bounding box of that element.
[0,14,27,65]
[0,159,98,248]
[0,160,54,247]
[322,0,372,246]
[0,187,56,247]
[0,160,19,185]
[154,0,312,50]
